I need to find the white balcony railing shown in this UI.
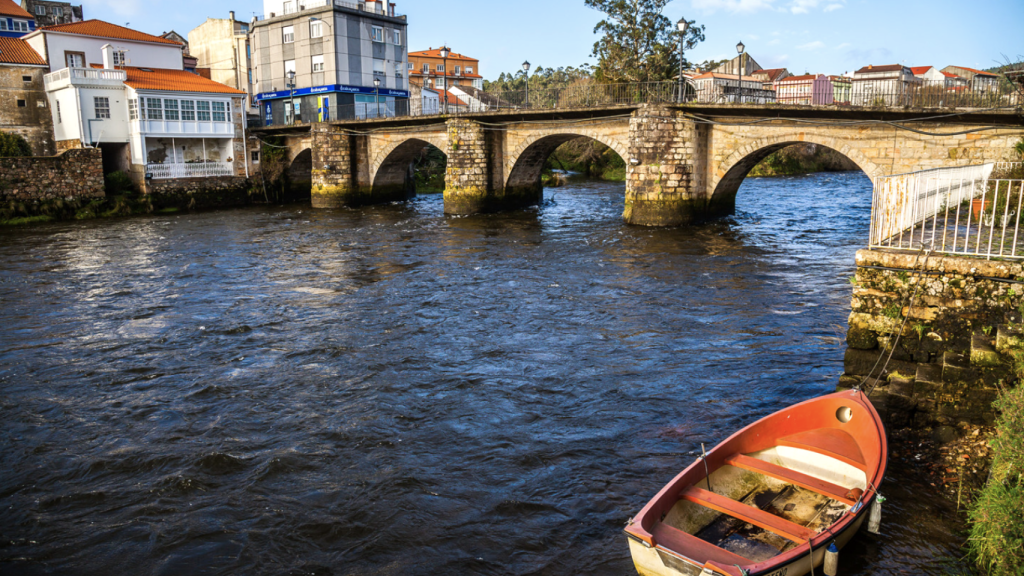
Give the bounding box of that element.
[146,162,235,179]
[44,67,126,89]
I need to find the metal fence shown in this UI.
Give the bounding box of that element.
[254,78,1022,129]
[870,163,1024,260]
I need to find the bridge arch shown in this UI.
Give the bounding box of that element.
[710,134,884,208]
[287,148,313,200]
[371,135,448,200]
[370,132,448,185]
[505,129,629,194]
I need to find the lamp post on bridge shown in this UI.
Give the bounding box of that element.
[286,70,296,124]
[522,60,531,108]
[677,17,689,103]
[735,41,745,104]
[374,76,381,118]
[439,46,450,115]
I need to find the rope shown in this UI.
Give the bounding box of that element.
[859,247,934,398]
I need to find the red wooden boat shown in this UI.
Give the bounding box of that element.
[624,390,886,576]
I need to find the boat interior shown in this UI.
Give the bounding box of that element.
[654,430,869,568]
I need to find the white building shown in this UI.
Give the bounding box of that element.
[23,19,186,70]
[29,20,250,189]
[851,64,920,106]
[691,72,775,104]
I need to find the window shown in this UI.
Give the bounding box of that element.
[454,65,461,75]
[22,75,31,82]
[422,63,428,73]
[251,150,260,163]
[392,30,401,45]
[35,5,44,14]
[113,50,126,66]
[282,25,294,43]
[146,97,162,120]
[196,101,210,121]
[284,59,295,77]
[5,20,28,32]
[436,64,444,72]
[309,20,322,38]
[408,62,414,70]
[372,58,384,77]
[128,99,138,120]
[312,55,324,72]
[395,62,403,77]
[181,100,195,120]
[17,99,25,107]
[283,0,293,13]
[466,67,473,75]
[53,6,63,16]
[164,99,179,120]
[94,96,110,118]
[212,102,227,122]
[56,101,61,123]
[65,51,84,68]
[371,26,383,43]
[248,69,252,83]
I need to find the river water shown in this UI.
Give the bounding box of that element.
[0,173,969,575]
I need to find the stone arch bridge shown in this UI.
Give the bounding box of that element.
[259,104,1023,226]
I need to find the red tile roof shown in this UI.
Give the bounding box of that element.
[855,64,905,73]
[40,20,184,46]
[949,65,997,77]
[90,64,245,94]
[941,71,959,78]
[0,0,32,19]
[441,90,468,107]
[909,66,933,75]
[0,36,46,65]
[408,48,478,61]
[778,74,820,82]
[752,68,788,81]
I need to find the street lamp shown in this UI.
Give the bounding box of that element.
[286,69,296,124]
[374,76,381,118]
[439,46,450,114]
[677,17,689,103]
[522,60,531,108]
[735,41,745,104]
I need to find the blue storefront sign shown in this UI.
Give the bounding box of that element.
[255,84,409,101]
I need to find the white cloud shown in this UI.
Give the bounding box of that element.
[748,34,760,40]
[834,42,851,50]
[691,0,777,15]
[82,0,140,17]
[786,0,844,14]
[797,41,826,50]
[768,39,781,45]
[824,3,844,11]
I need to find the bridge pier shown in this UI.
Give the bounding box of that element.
[623,105,719,226]
[443,119,538,214]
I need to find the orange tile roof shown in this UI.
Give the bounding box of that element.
[0,37,46,65]
[949,65,997,77]
[779,74,820,82]
[409,48,478,61]
[89,64,245,94]
[441,90,468,107]
[40,20,184,46]
[0,0,32,19]
[909,66,933,75]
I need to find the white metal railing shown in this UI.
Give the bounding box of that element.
[259,0,398,19]
[44,67,126,88]
[146,162,234,179]
[871,163,1024,259]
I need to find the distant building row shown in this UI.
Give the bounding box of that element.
[692,53,1002,105]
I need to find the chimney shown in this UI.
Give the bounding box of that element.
[101,43,114,69]
[229,10,235,21]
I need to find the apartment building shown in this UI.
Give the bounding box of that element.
[776,74,833,105]
[851,64,920,106]
[189,12,254,114]
[250,0,409,124]
[0,36,52,154]
[941,65,1000,92]
[407,47,482,92]
[0,0,36,38]
[691,72,775,104]
[19,0,80,27]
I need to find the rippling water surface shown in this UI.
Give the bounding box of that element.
[1,173,967,575]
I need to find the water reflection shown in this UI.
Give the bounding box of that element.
[0,172,967,575]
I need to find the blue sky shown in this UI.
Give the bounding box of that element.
[84,0,1023,79]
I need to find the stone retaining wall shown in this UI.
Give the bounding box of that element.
[840,249,1024,427]
[0,148,104,203]
[145,176,254,210]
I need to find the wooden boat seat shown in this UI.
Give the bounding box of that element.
[778,428,867,470]
[679,486,815,543]
[651,521,750,567]
[724,453,857,506]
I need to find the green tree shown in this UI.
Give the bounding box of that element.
[0,132,33,157]
[585,0,705,83]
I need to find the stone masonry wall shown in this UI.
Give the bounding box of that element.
[840,249,1024,428]
[145,176,253,210]
[624,105,701,226]
[0,65,55,156]
[310,123,358,208]
[0,148,104,202]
